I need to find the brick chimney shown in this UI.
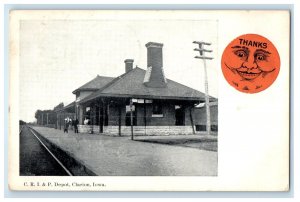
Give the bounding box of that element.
[124,59,134,73]
[143,42,167,88]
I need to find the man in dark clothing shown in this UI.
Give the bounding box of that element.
[74,118,79,133]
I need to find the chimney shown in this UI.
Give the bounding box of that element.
[143,42,167,88]
[124,59,134,73]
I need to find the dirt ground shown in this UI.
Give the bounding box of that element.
[31,126,218,176]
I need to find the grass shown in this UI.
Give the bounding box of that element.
[135,136,218,152]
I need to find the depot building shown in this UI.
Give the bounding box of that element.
[57,42,217,136]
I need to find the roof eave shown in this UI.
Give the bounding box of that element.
[72,88,98,94]
[79,93,207,104]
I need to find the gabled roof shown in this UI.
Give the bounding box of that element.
[72,75,114,94]
[79,67,213,104]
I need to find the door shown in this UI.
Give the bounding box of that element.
[175,105,185,126]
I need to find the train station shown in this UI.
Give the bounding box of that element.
[51,42,218,136]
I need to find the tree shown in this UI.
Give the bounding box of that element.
[19,120,26,125]
[34,102,64,126]
[35,110,42,124]
[53,102,64,112]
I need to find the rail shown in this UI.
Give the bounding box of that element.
[26,126,73,176]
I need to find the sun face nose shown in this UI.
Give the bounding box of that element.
[242,54,258,70]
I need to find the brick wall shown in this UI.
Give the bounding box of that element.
[194,104,218,132]
[104,102,179,126]
[107,105,120,126]
[133,103,177,126]
[194,105,218,125]
[77,102,205,134]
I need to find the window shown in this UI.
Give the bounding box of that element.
[152,101,163,117]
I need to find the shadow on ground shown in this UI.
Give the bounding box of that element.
[135,137,218,152]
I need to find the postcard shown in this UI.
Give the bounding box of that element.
[9,10,290,191]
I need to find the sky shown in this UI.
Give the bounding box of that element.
[19,18,218,122]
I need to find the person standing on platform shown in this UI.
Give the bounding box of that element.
[74,118,79,133]
[64,117,70,133]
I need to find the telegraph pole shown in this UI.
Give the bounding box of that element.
[193,41,213,135]
[41,113,44,126]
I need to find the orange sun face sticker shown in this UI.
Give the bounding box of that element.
[221,34,280,93]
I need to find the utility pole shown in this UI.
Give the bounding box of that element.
[41,113,44,125]
[193,41,213,135]
[90,107,94,134]
[56,113,59,129]
[46,113,49,125]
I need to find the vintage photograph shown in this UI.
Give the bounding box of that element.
[17,12,218,177]
[9,10,289,191]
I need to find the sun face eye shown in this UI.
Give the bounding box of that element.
[254,50,270,62]
[255,53,268,62]
[234,50,248,59]
[257,55,264,60]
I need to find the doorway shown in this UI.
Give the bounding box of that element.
[175,105,185,126]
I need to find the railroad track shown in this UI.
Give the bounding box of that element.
[20,125,73,176]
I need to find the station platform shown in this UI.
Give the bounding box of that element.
[30,126,218,176]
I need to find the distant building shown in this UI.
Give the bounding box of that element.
[58,42,217,135]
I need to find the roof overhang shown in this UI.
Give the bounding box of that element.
[72,88,98,94]
[79,93,210,104]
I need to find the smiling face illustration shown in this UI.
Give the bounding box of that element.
[221,34,280,93]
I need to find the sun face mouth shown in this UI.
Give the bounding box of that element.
[236,69,262,80]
